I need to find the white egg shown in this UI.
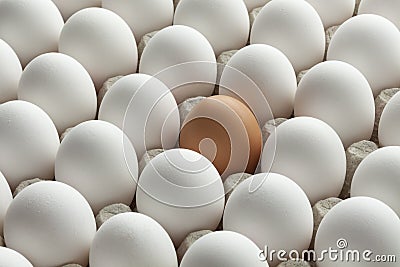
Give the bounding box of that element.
[181,231,266,267]
[243,0,270,12]
[98,73,180,159]
[305,0,355,29]
[4,181,96,267]
[219,44,297,125]
[90,212,177,267]
[0,247,33,267]
[0,0,64,67]
[250,0,325,73]
[0,100,59,191]
[294,61,375,148]
[327,14,400,97]
[351,147,400,217]
[223,173,313,266]
[59,7,138,89]
[359,0,400,30]
[261,117,346,204]
[55,120,138,214]
[378,91,400,146]
[139,25,217,104]
[51,0,101,20]
[0,39,22,104]
[174,0,249,56]
[136,148,225,246]
[0,171,12,236]
[315,197,400,267]
[102,0,174,43]
[18,53,97,134]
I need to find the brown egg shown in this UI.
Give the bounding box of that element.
[179,95,262,179]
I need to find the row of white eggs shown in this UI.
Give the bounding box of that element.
[0,0,399,266]
[1,159,400,267]
[1,0,400,142]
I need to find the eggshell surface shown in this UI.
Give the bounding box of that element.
[315,197,400,267]
[174,0,249,56]
[351,147,400,217]
[327,14,400,97]
[55,120,138,214]
[0,171,12,236]
[90,212,177,267]
[102,0,174,43]
[223,173,313,266]
[219,44,297,125]
[0,39,22,104]
[261,117,346,204]
[52,0,101,20]
[4,181,96,267]
[0,100,59,191]
[0,247,33,267]
[180,231,266,267]
[139,25,216,104]
[0,0,64,66]
[59,7,138,89]
[250,0,325,73]
[294,61,375,148]
[179,95,262,179]
[18,53,97,134]
[98,74,180,159]
[136,148,225,246]
[305,0,355,29]
[359,0,400,30]
[378,91,400,146]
